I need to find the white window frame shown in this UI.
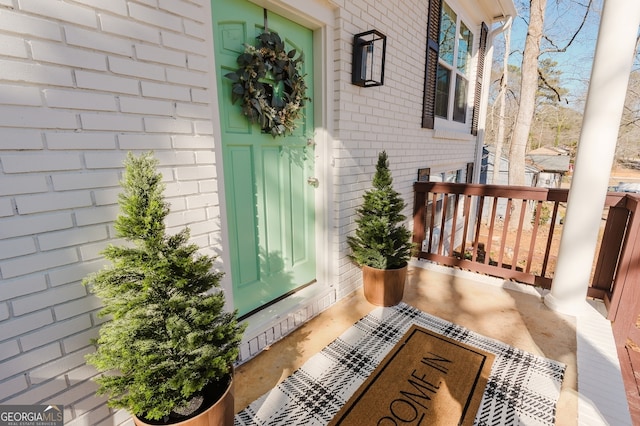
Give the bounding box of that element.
[434,1,476,132]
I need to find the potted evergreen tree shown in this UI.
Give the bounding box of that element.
[347,151,414,306]
[84,152,245,425]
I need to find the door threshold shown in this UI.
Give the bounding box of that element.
[238,280,316,322]
[240,281,333,339]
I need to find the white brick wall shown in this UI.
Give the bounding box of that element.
[0,0,491,424]
[332,0,485,296]
[0,1,224,424]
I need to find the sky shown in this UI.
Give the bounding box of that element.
[498,0,605,107]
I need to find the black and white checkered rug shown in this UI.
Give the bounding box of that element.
[234,303,566,425]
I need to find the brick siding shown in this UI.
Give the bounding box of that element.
[0,0,489,424]
[0,1,221,424]
[332,0,483,295]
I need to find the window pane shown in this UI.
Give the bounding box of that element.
[439,3,456,65]
[457,22,473,75]
[443,170,460,183]
[453,76,467,122]
[435,64,450,118]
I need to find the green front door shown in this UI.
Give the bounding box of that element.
[212,0,316,317]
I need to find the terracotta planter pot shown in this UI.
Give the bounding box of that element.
[362,264,407,306]
[133,374,234,426]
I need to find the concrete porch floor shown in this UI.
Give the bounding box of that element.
[234,261,631,425]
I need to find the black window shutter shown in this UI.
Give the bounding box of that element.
[421,0,442,129]
[471,22,488,136]
[466,162,474,183]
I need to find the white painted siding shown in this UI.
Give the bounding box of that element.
[0,0,492,424]
[0,1,220,424]
[331,0,485,298]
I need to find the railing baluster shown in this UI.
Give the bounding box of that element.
[486,197,498,264]
[428,191,438,253]
[439,193,448,255]
[498,198,513,267]
[450,194,460,256]
[541,200,560,278]
[526,200,543,274]
[511,199,527,271]
[461,194,471,260]
[473,195,485,263]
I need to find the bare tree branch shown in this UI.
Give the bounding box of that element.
[621,116,640,128]
[539,0,593,56]
[538,69,567,103]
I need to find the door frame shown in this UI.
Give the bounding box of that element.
[207,0,336,323]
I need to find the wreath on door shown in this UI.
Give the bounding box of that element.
[225,32,310,138]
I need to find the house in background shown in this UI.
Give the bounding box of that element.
[480,145,537,186]
[479,145,571,220]
[0,0,516,424]
[527,146,571,189]
[478,146,539,222]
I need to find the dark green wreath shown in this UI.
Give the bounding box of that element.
[225,32,310,137]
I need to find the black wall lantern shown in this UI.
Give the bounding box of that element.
[352,30,386,87]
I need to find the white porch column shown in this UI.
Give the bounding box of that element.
[544,0,640,316]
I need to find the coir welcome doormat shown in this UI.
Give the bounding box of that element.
[329,324,495,426]
[234,303,566,426]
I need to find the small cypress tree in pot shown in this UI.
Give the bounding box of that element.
[347,151,414,306]
[84,152,245,424]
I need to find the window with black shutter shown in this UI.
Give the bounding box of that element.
[421,0,442,129]
[422,1,483,132]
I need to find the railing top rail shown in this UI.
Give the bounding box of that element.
[606,192,637,208]
[415,182,635,207]
[414,181,566,201]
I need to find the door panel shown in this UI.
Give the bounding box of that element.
[212,0,315,317]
